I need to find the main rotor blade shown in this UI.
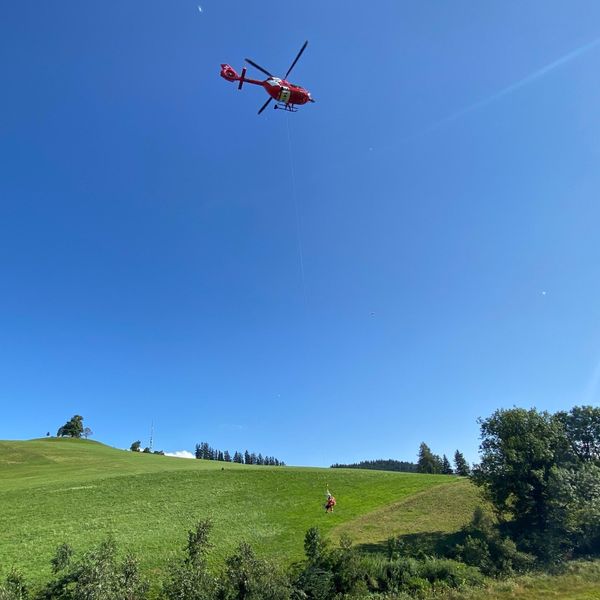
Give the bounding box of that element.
[284,40,308,79]
[245,58,273,77]
[257,97,273,115]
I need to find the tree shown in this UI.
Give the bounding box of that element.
[244,450,251,465]
[56,415,84,438]
[472,408,571,558]
[454,450,471,476]
[130,441,142,452]
[43,538,148,600]
[143,447,151,453]
[441,454,453,474]
[222,541,291,599]
[162,520,217,600]
[556,405,600,463]
[224,450,232,463]
[417,442,439,474]
[83,427,93,439]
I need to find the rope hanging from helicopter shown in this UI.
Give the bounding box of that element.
[285,115,308,307]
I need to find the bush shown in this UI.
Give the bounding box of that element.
[40,538,148,600]
[221,541,292,600]
[162,519,217,600]
[454,507,535,576]
[0,571,28,600]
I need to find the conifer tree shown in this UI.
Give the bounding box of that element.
[441,454,453,474]
[454,450,471,476]
[417,442,439,473]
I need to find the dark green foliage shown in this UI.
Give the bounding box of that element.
[51,544,73,574]
[195,443,283,466]
[556,405,600,463]
[441,455,453,475]
[142,447,151,454]
[56,416,84,439]
[473,409,566,550]
[295,528,483,598]
[417,443,440,474]
[221,542,291,600]
[130,441,141,452]
[454,450,470,477]
[303,528,328,565]
[330,459,417,473]
[454,507,535,576]
[162,520,217,600]
[40,538,148,600]
[473,406,600,562]
[186,520,213,566]
[0,571,28,600]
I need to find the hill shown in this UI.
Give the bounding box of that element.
[0,437,456,584]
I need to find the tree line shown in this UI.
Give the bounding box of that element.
[330,447,471,476]
[195,442,285,466]
[330,459,417,472]
[417,444,471,476]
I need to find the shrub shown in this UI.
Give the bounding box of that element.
[454,507,535,576]
[221,541,291,600]
[40,538,148,600]
[0,571,28,600]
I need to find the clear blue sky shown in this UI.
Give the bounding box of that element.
[2,1,600,467]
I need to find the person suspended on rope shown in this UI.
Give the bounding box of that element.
[324,488,336,513]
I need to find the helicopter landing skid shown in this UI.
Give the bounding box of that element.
[274,103,298,113]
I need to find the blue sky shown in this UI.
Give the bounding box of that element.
[2,1,600,467]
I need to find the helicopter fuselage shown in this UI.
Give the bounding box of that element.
[220,64,313,109]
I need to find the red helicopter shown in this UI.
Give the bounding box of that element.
[220,41,315,114]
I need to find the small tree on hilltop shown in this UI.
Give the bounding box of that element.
[130,441,141,452]
[56,415,84,438]
[83,427,93,439]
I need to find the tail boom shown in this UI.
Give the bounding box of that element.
[220,64,263,88]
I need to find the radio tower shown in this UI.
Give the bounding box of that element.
[149,421,154,453]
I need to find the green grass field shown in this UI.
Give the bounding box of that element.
[2,437,600,600]
[0,437,450,584]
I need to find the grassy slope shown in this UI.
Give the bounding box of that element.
[331,478,482,549]
[0,438,449,583]
[444,561,600,600]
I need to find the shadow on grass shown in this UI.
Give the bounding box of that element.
[356,530,464,558]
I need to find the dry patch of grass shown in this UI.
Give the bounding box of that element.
[331,477,482,549]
